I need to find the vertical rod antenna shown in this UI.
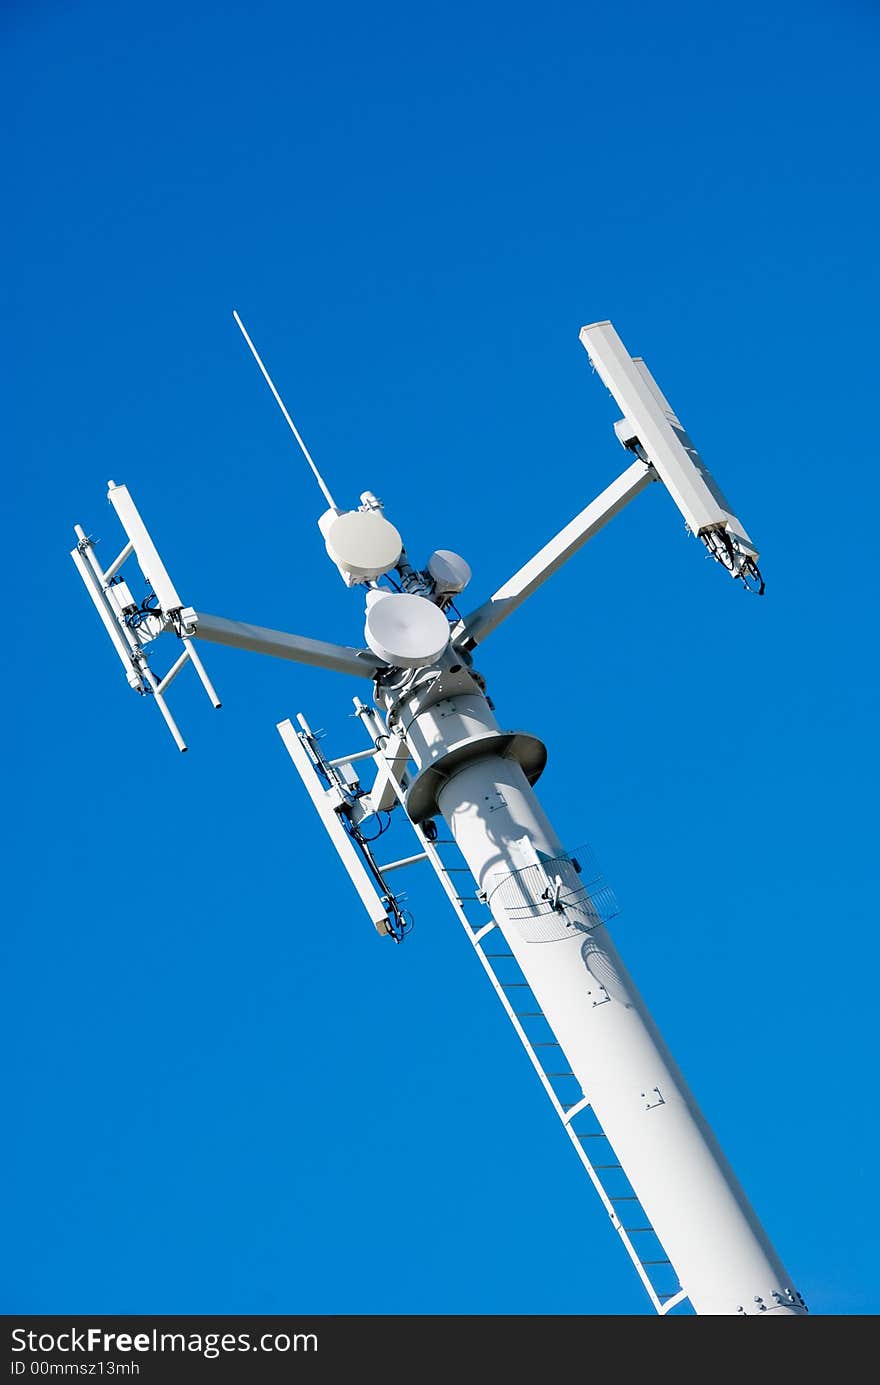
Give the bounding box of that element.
[232,310,337,510]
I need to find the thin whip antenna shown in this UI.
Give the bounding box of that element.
[232,310,337,510]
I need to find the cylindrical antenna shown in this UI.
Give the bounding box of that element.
[232,310,337,510]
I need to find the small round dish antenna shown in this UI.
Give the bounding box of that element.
[364,592,451,668]
[428,549,472,594]
[324,510,402,582]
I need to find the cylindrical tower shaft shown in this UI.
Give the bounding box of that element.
[384,667,805,1316]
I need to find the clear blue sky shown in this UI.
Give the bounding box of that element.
[4,0,878,1316]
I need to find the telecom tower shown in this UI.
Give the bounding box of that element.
[71,315,806,1316]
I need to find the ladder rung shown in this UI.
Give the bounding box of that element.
[624,1227,653,1233]
[531,1042,560,1047]
[593,1164,622,1171]
[514,1012,544,1017]
[483,953,515,958]
[640,1259,671,1267]
[610,1195,638,1201]
[573,1132,607,1139]
[546,1072,575,1077]
[500,982,531,988]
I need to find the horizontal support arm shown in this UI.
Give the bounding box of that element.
[454,458,654,648]
[187,610,384,679]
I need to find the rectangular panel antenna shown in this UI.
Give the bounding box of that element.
[277,717,395,938]
[71,485,220,751]
[579,321,762,588]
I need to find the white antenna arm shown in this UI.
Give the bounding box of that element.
[456,319,766,651]
[232,310,337,510]
[453,457,654,649]
[185,609,384,679]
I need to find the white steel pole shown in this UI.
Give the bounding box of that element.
[382,670,805,1316]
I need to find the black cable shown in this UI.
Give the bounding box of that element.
[125,609,160,629]
[397,907,415,938]
[742,561,765,596]
[355,810,392,842]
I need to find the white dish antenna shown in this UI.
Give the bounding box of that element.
[364,591,450,668]
[324,509,403,582]
[428,549,472,595]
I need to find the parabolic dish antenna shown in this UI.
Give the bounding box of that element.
[324,510,402,581]
[428,549,472,594]
[364,592,451,668]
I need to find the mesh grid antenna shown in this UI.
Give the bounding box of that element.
[232,309,337,510]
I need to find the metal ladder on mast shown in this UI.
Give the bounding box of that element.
[408,824,692,1316]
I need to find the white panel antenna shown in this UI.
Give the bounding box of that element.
[579,320,764,591]
[277,716,412,941]
[71,484,220,751]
